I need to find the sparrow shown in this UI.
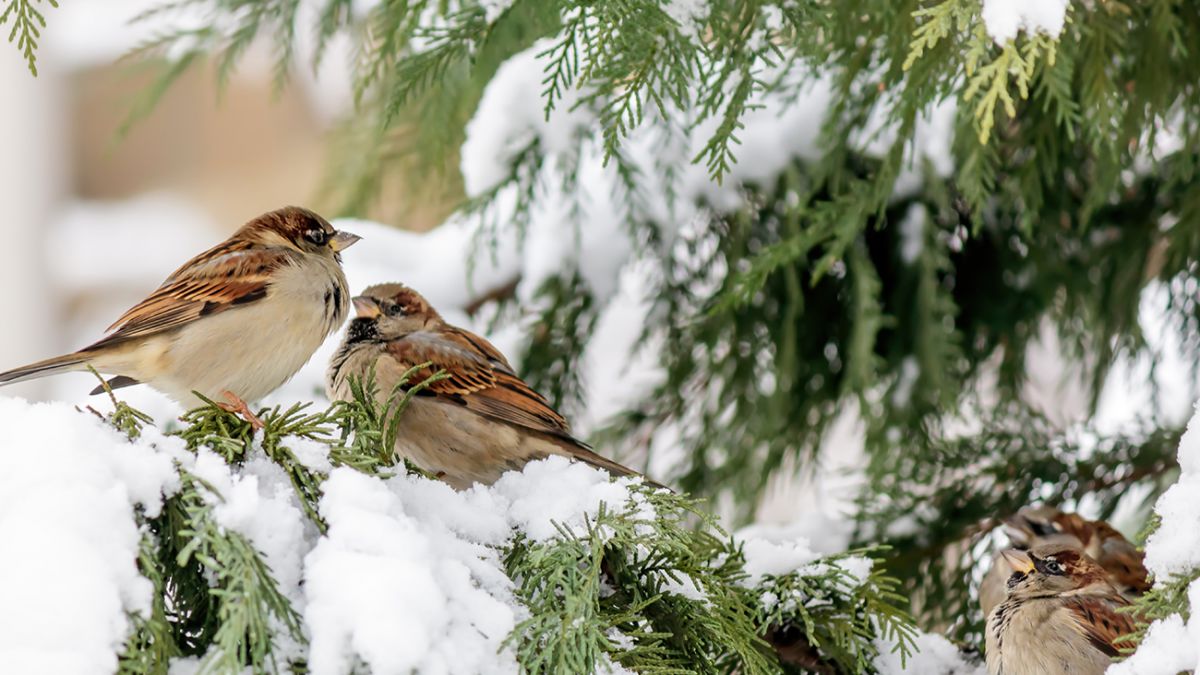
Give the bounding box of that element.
[979,506,1149,617]
[0,206,360,421]
[986,543,1137,675]
[326,283,663,490]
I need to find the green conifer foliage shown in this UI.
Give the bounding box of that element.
[84,382,917,674]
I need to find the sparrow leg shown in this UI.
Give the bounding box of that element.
[218,390,265,430]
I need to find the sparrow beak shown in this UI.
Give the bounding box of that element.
[1000,548,1036,574]
[352,295,382,318]
[329,230,362,252]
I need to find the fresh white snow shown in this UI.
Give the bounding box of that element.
[874,631,985,675]
[304,469,520,675]
[0,391,933,673]
[0,399,179,675]
[981,0,1071,44]
[1111,403,1200,674]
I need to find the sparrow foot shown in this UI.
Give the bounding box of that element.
[218,390,265,430]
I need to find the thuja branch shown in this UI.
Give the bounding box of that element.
[1,0,58,76]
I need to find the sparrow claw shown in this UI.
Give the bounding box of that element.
[218,390,265,430]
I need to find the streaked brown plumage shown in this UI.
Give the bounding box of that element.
[0,206,359,408]
[986,543,1137,675]
[326,283,663,490]
[979,506,1149,618]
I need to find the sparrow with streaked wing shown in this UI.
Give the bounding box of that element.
[0,206,359,424]
[326,283,664,490]
[979,505,1149,618]
[985,543,1137,675]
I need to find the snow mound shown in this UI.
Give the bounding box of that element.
[0,399,179,675]
[0,399,711,674]
[1110,402,1200,674]
[305,469,520,675]
[981,0,1071,44]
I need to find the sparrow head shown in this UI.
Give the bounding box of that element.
[1000,543,1112,599]
[348,283,441,339]
[1004,506,1085,549]
[241,206,361,262]
[350,281,441,317]
[1003,506,1150,594]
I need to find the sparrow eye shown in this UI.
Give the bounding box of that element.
[385,302,405,317]
[1044,560,1064,575]
[305,228,330,246]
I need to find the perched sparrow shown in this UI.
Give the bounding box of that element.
[0,206,359,419]
[986,543,1137,675]
[979,506,1149,617]
[326,283,662,489]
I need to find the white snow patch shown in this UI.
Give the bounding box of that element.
[1114,404,1200,673]
[304,468,520,675]
[1142,403,1200,578]
[302,458,653,675]
[874,631,985,674]
[489,455,657,541]
[662,573,708,602]
[1108,586,1200,674]
[664,0,706,37]
[735,523,822,584]
[898,203,927,264]
[981,0,1071,44]
[461,40,595,197]
[0,399,180,675]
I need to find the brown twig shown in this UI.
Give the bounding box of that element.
[463,276,521,316]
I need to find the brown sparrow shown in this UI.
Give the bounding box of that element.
[986,543,1137,675]
[326,283,662,490]
[979,506,1149,617]
[0,206,360,418]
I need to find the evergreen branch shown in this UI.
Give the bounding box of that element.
[502,489,780,674]
[750,548,918,672]
[902,0,970,72]
[379,8,488,127]
[88,367,156,439]
[175,469,305,673]
[0,0,58,76]
[1123,512,1195,647]
[119,536,184,675]
[859,416,1182,644]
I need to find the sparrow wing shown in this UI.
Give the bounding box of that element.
[1064,596,1137,657]
[1087,522,1151,594]
[87,241,293,348]
[1099,538,1151,594]
[383,326,659,486]
[382,328,572,437]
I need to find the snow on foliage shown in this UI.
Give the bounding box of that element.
[980,0,1071,44]
[306,458,659,674]
[456,41,956,309]
[305,469,520,675]
[1110,404,1200,675]
[0,394,654,674]
[873,632,985,675]
[0,392,933,674]
[0,400,178,674]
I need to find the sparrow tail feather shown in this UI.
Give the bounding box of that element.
[568,444,670,491]
[0,353,89,387]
